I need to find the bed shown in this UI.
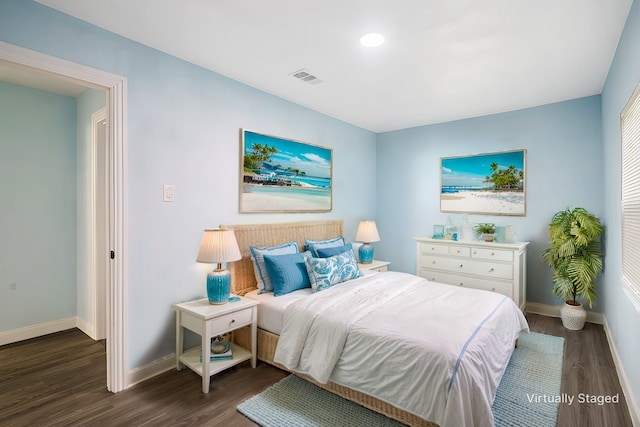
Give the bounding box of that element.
[225,220,529,427]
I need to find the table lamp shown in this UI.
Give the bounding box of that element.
[356,220,380,264]
[196,228,242,304]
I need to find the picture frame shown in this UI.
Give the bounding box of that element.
[240,129,333,213]
[440,149,526,216]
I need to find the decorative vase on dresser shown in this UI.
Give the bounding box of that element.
[415,237,529,311]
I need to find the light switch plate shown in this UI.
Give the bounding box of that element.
[163,184,174,202]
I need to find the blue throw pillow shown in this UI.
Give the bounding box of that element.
[305,236,345,257]
[263,251,312,296]
[304,250,362,292]
[249,241,299,293]
[316,243,353,258]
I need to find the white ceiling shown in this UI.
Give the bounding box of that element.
[35,0,632,132]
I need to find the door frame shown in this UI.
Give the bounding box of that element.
[0,41,128,392]
[91,107,108,341]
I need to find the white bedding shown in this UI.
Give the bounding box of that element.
[245,288,312,334]
[245,269,378,334]
[273,271,529,427]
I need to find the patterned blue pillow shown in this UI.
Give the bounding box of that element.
[249,241,299,293]
[263,251,311,296]
[304,250,362,292]
[316,243,352,258]
[305,236,345,257]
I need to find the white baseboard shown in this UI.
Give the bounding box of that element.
[127,353,176,387]
[603,318,640,427]
[75,316,96,340]
[525,301,604,324]
[0,317,77,346]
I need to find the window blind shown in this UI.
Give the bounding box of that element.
[621,82,640,304]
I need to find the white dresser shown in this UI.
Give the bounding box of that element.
[415,237,529,311]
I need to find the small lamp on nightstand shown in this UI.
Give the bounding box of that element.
[196,228,242,304]
[356,220,380,264]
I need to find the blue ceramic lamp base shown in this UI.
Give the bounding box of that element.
[207,269,231,304]
[358,243,374,264]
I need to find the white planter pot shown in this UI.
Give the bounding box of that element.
[560,301,587,330]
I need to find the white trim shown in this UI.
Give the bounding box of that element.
[0,41,128,392]
[0,318,77,346]
[127,353,176,387]
[525,302,604,325]
[603,318,640,426]
[623,280,640,314]
[76,315,95,339]
[91,107,108,341]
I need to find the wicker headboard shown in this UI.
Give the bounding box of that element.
[220,220,344,295]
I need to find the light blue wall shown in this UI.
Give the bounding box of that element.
[376,96,604,309]
[0,81,77,330]
[601,0,640,412]
[0,1,377,368]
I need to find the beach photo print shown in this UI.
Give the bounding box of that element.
[240,129,332,213]
[440,149,526,216]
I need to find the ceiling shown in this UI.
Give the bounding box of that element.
[34,0,632,132]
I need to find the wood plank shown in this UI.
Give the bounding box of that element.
[0,314,634,426]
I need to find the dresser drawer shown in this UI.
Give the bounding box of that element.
[422,270,513,299]
[448,246,471,257]
[471,247,514,262]
[422,255,514,280]
[418,243,449,255]
[211,307,254,335]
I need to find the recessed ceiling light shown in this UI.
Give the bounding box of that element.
[360,33,385,48]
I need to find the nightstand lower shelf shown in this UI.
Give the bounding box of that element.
[179,342,252,377]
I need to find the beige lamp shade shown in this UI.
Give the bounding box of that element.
[356,220,380,243]
[196,229,242,265]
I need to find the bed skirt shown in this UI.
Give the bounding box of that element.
[233,326,438,427]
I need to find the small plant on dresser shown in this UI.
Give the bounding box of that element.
[474,223,497,242]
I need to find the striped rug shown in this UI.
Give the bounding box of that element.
[238,332,564,426]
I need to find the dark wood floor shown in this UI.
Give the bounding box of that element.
[0,313,633,427]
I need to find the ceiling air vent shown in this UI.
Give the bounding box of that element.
[290,69,322,85]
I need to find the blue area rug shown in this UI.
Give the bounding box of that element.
[238,332,564,427]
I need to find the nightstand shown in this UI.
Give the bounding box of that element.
[358,259,390,272]
[173,296,258,393]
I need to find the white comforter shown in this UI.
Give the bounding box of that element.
[274,271,529,427]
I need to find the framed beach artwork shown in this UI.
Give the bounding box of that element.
[240,129,333,213]
[440,149,526,216]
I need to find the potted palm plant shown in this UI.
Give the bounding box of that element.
[541,207,604,330]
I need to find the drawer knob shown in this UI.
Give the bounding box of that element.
[492,287,496,291]
[491,252,495,256]
[489,268,495,272]
[459,264,464,268]
[230,319,236,324]
[459,282,464,286]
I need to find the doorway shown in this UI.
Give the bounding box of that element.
[0,41,127,392]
